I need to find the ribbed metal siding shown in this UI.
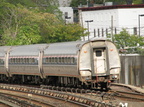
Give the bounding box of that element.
[44,41,85,55]
[10,44,48,56]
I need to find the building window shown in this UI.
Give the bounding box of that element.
[133,27,137,35]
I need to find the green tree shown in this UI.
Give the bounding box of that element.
[6,0,36,7]
[43,23,87,43]
[133,0,143,4]
[106,0,143,4]
[0,2,57,45]
[0,1,87,45]
[111,29,144,53]
[70,0,87,7]
[4,0,62,20]
[70,0,143,6]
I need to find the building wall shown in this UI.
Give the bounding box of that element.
[79,7,144,40]
[59,7,73,24]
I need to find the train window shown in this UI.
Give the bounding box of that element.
[11,58,14,64]
[45,57,48,63]
[65,57,68,64]
[19,58,21,63]
[27,58,29,63]
[21,58,23,63]
[29,58,31,63]
[55,57,58,63]
[95,50,102,57]
[20,59,22,63]
[61,57,64,63]
[31,58,34,63]
[71,57,75,64]
[46,58,48,63]
[34,59,36,63]
[15,58,18,63]
[11,58,15,64]
[11,58,13,64]
[64,57,66,63]
[12,59,14,64]
[21,58,23,64]
[59,57,61,63]
[30,58,34,63]
[14,58,16,63]
[23,58,26,64]
[10,58,12,64]
[11,58,13,63]
[16,58,18,63]
[18,58,20,63]
[15,58,17,63]
[0,59,4,64]
[43,58,45,63]
[67,57,71,63]
[51,57,54,63]
[48,57,51,63]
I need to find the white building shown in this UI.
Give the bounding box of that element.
[59,7,74,24]
[79,4,144,40]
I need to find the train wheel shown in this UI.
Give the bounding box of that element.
[101,82,109,91]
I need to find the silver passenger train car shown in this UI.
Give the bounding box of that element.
[0,39,121,89]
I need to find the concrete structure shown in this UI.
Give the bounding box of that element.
[79,4,144,40]
[59,7,74,24]
[120,54,144,87]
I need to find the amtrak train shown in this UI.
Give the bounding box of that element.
[0,39,121,90]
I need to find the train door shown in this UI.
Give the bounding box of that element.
[93,48,107,74]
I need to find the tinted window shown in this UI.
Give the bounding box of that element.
[0,59,4,64]
[96,50,102,57]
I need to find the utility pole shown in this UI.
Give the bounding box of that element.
[85,20,93,40]
[138,14,144,36]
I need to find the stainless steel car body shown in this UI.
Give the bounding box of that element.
[79,39,121,82]
[8,44,48,77]
[0,38,121,87]
[43,41,85,77]
[0,46,11,76]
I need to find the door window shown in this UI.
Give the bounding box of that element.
[95,50,102,57]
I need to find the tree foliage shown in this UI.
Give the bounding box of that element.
[0,0,87,46]
[111,29,144,54]
[70,0,87,7]
[70,0,144,7]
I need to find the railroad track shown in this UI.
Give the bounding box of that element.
[0,93,40,107]
[110,83,144,100]
[0,89,64,107]
[0,83,144,107]
[0,83,117,107]
[113,91,144,101]
[110,83,144,107]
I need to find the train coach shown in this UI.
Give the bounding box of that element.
[0,39,121,90]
